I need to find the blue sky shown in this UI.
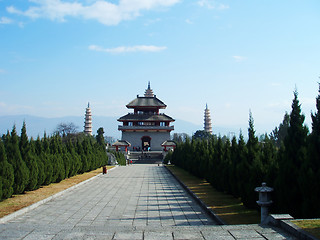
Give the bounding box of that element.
[1,0,320,135]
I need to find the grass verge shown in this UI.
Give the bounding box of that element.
[0,166,115,218]
[167,165,260,225]
[292,219,320,239]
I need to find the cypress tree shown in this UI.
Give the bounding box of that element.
[236,132,249,205]
[212,136,224,190]
[77,140,87,173]
[261,134,278,188]
[81,138,92,172]
[66,140,81,177]
[96,127,105,149]
[42,134,53,185]
[246,111,263,208]
[50,135,65,182]
[270,113,290,148]
[222,138,231,193]
[20,122,38,191]
[6,126,29,194]
[301,83,320,217]
[0,179,2,200]
[229,136,239,197]
[0,140,14,200]
[31,138,45,188]
[278,89,308,217]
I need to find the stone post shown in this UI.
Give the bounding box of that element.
[255,182,273,224]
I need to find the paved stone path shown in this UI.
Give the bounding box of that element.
[0,164,296,239]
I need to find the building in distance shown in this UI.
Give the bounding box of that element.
[84,102,92,135]
[204,104,212,134]
[117,83,175,151]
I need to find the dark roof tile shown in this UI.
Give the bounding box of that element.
[126,97,166,108]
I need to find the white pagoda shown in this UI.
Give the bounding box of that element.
[84,103,92,135]
[204,104,212,134]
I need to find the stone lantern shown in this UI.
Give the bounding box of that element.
[255,182,273,224]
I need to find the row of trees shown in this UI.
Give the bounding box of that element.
[168,87,320,219]
[0,124,109,201]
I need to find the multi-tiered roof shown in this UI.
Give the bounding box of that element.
[204,104,212,134]
[84,102,92,135]
[118,83,174,132]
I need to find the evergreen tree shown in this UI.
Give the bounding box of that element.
[0,179,2,200]
[20,123,39,191]
[96,127,105,149]
[246,111,263,208]
[301,83,320,217]
[31,138,45,188]
[261,134,278,188]
[6,126,29,194]
[235,132,249,205]
[50,135,65,182]
[41,134,53,185]
[212,136,224,190]
[82,137,93,171]
[270,113,290,148]
[278,90,308,217]
[66,140,81,177]
[229,136,239,197]
[222,138,231,193]
[0,140,14,200]
[77,139,88,173]
[19,121,29,159]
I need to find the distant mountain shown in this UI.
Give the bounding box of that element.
[0,115,120,139]
[0,115,241,139]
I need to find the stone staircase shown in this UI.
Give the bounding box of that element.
[128,151,163,164]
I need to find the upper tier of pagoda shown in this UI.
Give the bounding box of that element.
[118,83,174,130]
[125,82,168,114]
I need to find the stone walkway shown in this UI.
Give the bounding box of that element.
[0,164,296,239]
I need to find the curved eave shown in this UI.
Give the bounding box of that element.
[126,97,167,109]
[118,114,175,122]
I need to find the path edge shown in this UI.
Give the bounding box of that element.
[164,165,226,225]
[0,165,118,224]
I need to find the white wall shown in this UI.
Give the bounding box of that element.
[122,131,170,151]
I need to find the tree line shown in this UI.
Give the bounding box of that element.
[167,86,320,219]
[0,124,109,201]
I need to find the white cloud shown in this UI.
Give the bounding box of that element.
[232,56,247,62]
[197,0,229,10]
[271,82,281,87]
[89,44,167,53]
[0,16,13,24]
[7,0,180,25]
[185,19,193,24]
[0,69,5,73]
[144,18,161,26]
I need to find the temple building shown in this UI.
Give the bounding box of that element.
[204,104,212,134]
[84,102,92,135]
[117,83,174,151]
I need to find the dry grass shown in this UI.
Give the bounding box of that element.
[0,166,114,218]
[292,219,320,239]
[167,165,260,225]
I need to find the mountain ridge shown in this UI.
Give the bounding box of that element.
[0,115,241,139]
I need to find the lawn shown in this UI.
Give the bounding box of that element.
[0,166,114,218]
[166,165,260,225]
[292,219,320,239]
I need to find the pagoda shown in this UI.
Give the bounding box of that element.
[84,102,92,135]
[204,104,212,134]
[118,83,174,151]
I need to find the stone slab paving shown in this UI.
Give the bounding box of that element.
[0,164,296,239]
